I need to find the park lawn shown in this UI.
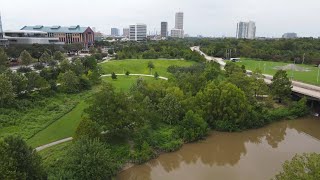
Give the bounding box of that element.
[237,58,320,85]
[99,59,196,77]
[103,75,165,92]
[0,93,86,142]
[27,101,87,147]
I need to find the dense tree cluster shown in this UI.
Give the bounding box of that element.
[0,50,101,108]
[114,40,206,62]
[198,38,320,64]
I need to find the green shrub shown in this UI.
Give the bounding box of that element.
[131,141,155,164]
[178,111,209,142]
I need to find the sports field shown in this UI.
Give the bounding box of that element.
[237,58,320,85]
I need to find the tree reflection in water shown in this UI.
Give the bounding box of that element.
[117,117,320,180]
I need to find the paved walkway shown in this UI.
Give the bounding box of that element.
[191,46,320,100]
[101,74,169,80]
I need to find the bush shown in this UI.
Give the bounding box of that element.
[178,111,209,142]
[17,66,32,73]
[74,118,101,141]
[131,141,155,164]
[150,127,183,152]
[33,63,45,70]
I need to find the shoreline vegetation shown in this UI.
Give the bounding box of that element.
[0,39,316,179]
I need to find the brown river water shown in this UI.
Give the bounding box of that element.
[117,117,320,180]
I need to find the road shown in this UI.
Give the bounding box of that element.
[191,46,320,100]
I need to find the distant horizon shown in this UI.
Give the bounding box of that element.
[1,0,319,38]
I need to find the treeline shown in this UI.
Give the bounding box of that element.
[0,60,309,179]
[0,48,101,108]
[197,38,320,64]
[114,40,206,62]
[42,62,307,178]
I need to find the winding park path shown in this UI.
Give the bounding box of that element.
[34,73,168,152]
[191,46,320,100]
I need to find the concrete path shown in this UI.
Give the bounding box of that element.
[101,74,169,80]
[35,137,73,152]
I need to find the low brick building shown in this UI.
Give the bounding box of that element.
[21,25,94,49]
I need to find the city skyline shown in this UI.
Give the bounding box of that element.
[1,0,320,37]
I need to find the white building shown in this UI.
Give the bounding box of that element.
[171,29,184,38]
[129,24,147,42]
[4,30,62,45]
[175,12,184,30]
[236,21,256,39]
[171,12,184,39]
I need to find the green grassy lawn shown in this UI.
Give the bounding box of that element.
[103,75,164,92]
[99,59,196,77]
[237,58,320,85]
[27,101,87,147]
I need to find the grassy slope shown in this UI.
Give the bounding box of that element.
[100,59,195,77]
[28,76,164,147]
[238,58,320,85]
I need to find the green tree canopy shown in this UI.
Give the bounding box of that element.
[0,136,47,180]
[274,153,320,180]
[39,51,52,64]
[0,74,15,107]
[179,110,209,142]
[60,138,118,180]
[271,70,292,103]
[0,48,9,71]
[58,70,80,93]
[19,50,33,66]
[74,118,101,141]
[53,51,65,61]
[157,93,183,125]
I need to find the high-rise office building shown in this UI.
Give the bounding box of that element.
[282,33,298,39]
[111,28,120,36]
[171,12,184,38]
[161,22,168,38]
[175,12,184,30]
[129,24,147,42]
[123,28,129,37]
[236,21,256,39]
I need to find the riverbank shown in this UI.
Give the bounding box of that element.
[117,117,320,180]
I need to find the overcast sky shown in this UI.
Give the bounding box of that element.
[1,0,319,37]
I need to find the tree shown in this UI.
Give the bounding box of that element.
[147,61,155,74]
[197,82,250,131]
[25,72,48,92]
[125,71,130,77]
[53,51,65,61]
[179,110,209,142]
[58,70,80,93]
[0,74,15,107]
[39,51,52,64]
[0,48,9,71]
[274,153,320,180]
[111,72,117,80]
[61,138,118,180]
[0,136,47,179]
[87,70,101,85]
[71,59,84,76]
[270,70,292,103]
[4,71,27,95]
[157,93,183,125]
[59,59,72,73]
[85,83,143,136]
[74,118,101,141]
[154,72,159,79]
[19,50,33,66]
